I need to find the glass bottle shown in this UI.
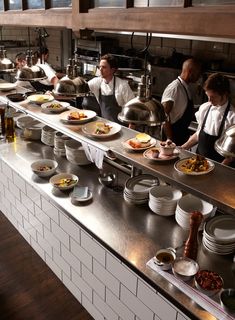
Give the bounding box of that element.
[0,103,5,139]
[5,102,15,142]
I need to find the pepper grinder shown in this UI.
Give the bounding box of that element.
[183,211,203,261]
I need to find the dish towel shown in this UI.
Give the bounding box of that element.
[81,142,105,169]
[147,258,234,320]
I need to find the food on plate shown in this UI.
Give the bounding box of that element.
[95,122,112,135]
[150,148,160,158]
[128,133,151,148]
[53,178,77,188]
[195,270,223,292]
[36,165,52,172]
[181,155,209,173]
[35,96,51,103]
[159,139,176,156]
[68,111,87,120]
[46,102,63,109]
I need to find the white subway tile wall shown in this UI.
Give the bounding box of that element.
[0,158,196,320]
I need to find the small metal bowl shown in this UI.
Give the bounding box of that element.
[220,288,235,314]
[154,247,176,271]
[195,270,224,297]
[98,172,116,188]
[172,257,199,282]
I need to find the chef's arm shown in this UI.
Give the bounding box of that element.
[221,157,235,166]
[181,132,198,150]
[162,101,174,140]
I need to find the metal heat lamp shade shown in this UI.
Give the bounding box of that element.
[215,124,235,157]
[0,48,15,73]
[118,75,166,126]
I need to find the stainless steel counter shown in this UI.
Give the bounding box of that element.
[1,91,234,216]
[0,136,235,320]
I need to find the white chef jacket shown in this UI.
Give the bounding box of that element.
[161,76,192,124]
[36,60,57,86]
[195,101,235,137]
[88,76,135,107]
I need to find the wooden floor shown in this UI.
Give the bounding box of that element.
[0,213,94,320]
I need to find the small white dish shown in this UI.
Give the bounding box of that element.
[82,121,121,138]
[31,159,58,177]
[50,173,79,191]
[122,137,156,151]
[41,101,69,113]
[71,189,93,202]
[0,82,16,91]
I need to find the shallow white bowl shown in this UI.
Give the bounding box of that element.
[149,185,182,202]
[50,173,78,190]
[31,159,58,177]
[177,194,214,216]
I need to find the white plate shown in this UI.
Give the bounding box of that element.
[27,94,54,105]
[0,82,16,91]
[71,189,93,202]
[143,147,179,161]
[41,101,69,113]
[204,215,235,242]
[174,157,215,175]
[82,120,121,138]
[60,109,97,124]
[122,138,156,151]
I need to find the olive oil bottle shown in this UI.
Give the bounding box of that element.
[5,102,15,142]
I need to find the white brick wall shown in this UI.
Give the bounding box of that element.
[0,158,191,320]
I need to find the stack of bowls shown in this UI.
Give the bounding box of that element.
[54,132,71,157]
[148,185,182,216]
[175,194,214,230]
[65,139,91,166]
[41,125,57,146]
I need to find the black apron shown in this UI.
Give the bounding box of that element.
[171,78,194,146]
[197,102,230,163]
[98,76,121,123]
[81,94,102,116]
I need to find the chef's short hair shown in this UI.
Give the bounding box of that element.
[100,54,118,69]
[204,73,230,96]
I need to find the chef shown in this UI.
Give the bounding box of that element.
[82,53,134,123]
[181,73,235,166]
[161,58,202,145]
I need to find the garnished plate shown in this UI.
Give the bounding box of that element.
[174,156,215,175]
[143,147,179,161]
[41,101,69,113]
[60,109,96,124]
[82,121,121,138]
[122,137,156,151]
[27,94,54,105]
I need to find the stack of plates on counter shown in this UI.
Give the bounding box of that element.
[41,125,57,146]
[123,174,159,205]
[175,194,215,230]
[202,215,235,255]
[148,185,182,216]
[54,131,71,157]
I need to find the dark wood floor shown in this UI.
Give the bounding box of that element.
[0,213,94,320]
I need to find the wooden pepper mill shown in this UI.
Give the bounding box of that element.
[183,211,203,261]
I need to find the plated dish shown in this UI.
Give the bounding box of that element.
[143,147,179,161]
[82,121,121,138]
[41,101,69,113]
[174,155,215,175]
[0,82,16,91]
[27,94,54,105]
[50,173,79,191]
[122,133,156,151]
[60,109,96,124]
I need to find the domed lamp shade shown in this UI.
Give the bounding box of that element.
[118,75,166,126]
[215,124,235,157]
[0,48,15,72]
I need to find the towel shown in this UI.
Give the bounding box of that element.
[81,142,105,169]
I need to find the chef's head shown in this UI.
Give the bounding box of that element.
[204,73,230,106]
[99,54,118,82]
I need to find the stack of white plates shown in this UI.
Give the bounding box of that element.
[54,132,71,157]
[65,139,91,166]
[123,174,159,205]
[149,185,182,216]
[175,194,215,230]
[202,215,235,255]
[41,125,57,146]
